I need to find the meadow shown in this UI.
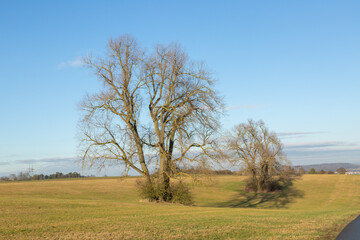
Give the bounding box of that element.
[0,174,359,239]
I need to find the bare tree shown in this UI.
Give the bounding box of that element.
[336,167,347,174]
[80,36,152,184]
[227,119,290,191]
[79,35,223,201]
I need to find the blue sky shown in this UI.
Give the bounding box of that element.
[1,0,359,176]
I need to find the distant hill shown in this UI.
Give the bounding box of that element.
[296,163,360,172]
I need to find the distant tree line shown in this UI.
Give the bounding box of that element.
[178,166,349,177]
[0,172,84,181]
[32,172,82,180]
[307,168,334,174]
[176,167,236,175]
[305,167,346,174]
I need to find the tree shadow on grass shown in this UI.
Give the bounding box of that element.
[211,183,304,209]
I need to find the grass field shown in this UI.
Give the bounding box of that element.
[0,174,359,239]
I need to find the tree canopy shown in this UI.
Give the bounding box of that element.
[79,35,223,201]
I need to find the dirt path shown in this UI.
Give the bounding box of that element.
[336,215,360,240]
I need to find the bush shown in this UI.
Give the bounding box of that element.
[136,179,160,201]
[245,177,282,192]
[169,181,193,205]
[244,178,258,192]
[244,168,294,192]
[136,178,193,205]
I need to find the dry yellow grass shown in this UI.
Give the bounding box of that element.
[0,175,359,239]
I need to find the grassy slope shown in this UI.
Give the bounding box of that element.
[0,175,359,239]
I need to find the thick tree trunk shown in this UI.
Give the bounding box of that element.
[159,155,171,201]
[259,162,269,191]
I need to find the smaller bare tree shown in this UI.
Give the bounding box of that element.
[227,119,291,192]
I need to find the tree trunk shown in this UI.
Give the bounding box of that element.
[159,146,171,201]
[130,127,152,184]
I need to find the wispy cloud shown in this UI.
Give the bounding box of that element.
[225,104,270,111]
[285,148,360,165]
[284,141,359,152]
[277,131,324,137]
[285,141,344,149]
[58,57,84,69]
[0,162,10,165]
[15,157,77,164]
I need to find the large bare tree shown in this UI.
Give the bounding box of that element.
[227,119,290,191]
[79,35,223,201]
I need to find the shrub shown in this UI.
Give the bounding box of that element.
[136,178,193,205]
[169,180,193,205]
[244,168,294,192]
[244,177,258,192]
[136,179,161,201]
[245,177,282,192]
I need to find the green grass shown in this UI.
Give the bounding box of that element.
[0,175,359,239]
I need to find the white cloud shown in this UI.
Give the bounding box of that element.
[58,57,84,69]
